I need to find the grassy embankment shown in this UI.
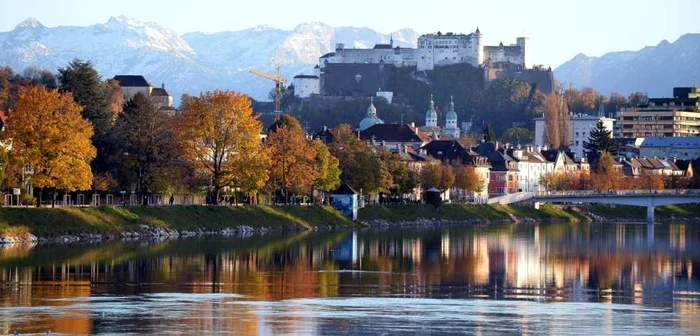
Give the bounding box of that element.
[0,205,353,237]
[1,203,698,238]
[358,204,589,223]
[359,203,700,223]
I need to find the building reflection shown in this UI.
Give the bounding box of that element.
[0,222,698,334]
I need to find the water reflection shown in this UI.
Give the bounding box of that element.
[0,222,698,334]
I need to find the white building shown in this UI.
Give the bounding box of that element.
[534,114,615,161]
[319,29,528,72]
[112,75,174,109]
[292,75,320,98]
[508,147,552,192]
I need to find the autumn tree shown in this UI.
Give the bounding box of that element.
[109,92,179,203]
[266,114,317,202]
[421,162,455,193]
[3,86,96,204]
[637,172,665,190]
[542,92,561,148]
[179,90,268,204]
[606,92,627,115]
[501,127,534,144]
[454,165,485,197]
[329,124,382,193]
[310,139,341,194]
[377,149,409,196]
[590,152,623,190]
[628,92,648,106]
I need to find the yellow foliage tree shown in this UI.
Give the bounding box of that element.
[266,121,317,202]
[4,86,96,203]
[178,90,268,203]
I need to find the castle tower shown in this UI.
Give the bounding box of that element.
[516,37,529,69]
[425,94,438,128]
[444,95,460,138]
[474,26,484,66]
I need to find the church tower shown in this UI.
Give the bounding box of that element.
[425,94,437,128]
[444,95,460,138]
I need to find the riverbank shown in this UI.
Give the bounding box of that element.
[358,203,700,227]
[0,205,354,244]
[1,203,698,244]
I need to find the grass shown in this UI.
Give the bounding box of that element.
[0,205,354,237]
[588,204,700,220]
[357,203,590,223]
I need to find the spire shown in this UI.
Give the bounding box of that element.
[598,95,605,117]
[429,93,434,109]
[475,26,481,34]
[390,34,394,47]
[367,97,376,117]
[449,95,454,111]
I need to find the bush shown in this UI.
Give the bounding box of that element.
[20,194,36,206]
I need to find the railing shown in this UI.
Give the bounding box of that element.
[534,189,700,198]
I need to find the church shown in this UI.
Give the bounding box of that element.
[421,94,461,139]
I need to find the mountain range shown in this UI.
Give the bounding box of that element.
[555,34,700,97]
[0,16,418,103]
[2,16,698,104]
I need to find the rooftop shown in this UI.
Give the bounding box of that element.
[113,75,153,88]
[640,137,700,149]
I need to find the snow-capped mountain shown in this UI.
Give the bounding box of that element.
[0,16,419,103]
[555,34,700,97]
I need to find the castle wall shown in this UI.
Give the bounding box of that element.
[484,45,524,67]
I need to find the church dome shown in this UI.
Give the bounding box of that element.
[359,97,384,131]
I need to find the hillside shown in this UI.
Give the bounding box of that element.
[555,34,700,96]
[0,16,419,103]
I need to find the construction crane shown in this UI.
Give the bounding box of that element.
[249,66,287,115]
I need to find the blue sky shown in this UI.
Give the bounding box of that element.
[0,0,697,67]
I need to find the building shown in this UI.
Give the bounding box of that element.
[617,87,700,138]
[534,114,615,161]
[292,74,320,98]
[358,98,384,131]
[319,29,528,72]
[639,137,700,160]
[113,75,175,110]
[507,147,551,192]
[360,123,430,152]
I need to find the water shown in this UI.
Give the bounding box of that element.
[0,222,698,335]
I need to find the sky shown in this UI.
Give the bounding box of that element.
[0,0,697,67]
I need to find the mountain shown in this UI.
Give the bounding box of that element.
[555,34,700,97]
[0,16,419,104]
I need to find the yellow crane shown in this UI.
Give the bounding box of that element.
[249,66,287,114]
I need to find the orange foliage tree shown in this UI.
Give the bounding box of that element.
[4,86,96,203]
[178,90,268,204]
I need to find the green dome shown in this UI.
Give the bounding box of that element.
[426,94,437,119]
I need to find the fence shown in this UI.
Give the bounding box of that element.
[2,193,208,208]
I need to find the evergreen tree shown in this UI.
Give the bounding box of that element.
[583,120,618,157]
[483,123,496,142]
[58,59,112,136]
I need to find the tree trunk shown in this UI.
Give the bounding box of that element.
[213,185,221,205]
[51,190,56,208]
[37,188,43,208]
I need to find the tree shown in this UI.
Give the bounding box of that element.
[454,165,485,196]
[420,163,455,193]
[58,59,112,136]
[542,93,560,148]
[109,92,177,203]
[102,78,124,119]
[628,92,648,106]
[583,120,617,157]
[179,90,268,204]
[310,139,341,193]
[3,86,96,204]
[606,92,627,115]
[266,114,317,202]
[329,124,382,193]
[501,127,534,144]
[590,152,623,190]
[377,149,408,196]
[483,123,496,142]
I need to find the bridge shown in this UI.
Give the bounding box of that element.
[531,189,700,222]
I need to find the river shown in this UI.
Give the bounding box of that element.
[0,222,698,335]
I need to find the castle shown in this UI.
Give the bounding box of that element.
[319,28,528,71]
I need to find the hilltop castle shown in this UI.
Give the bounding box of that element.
[318,28,528,71]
